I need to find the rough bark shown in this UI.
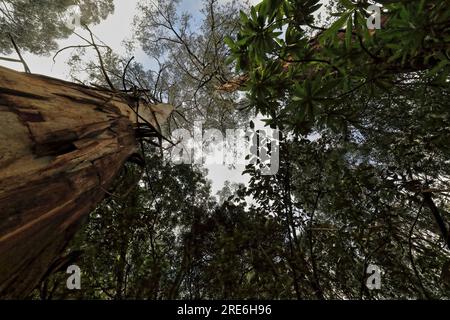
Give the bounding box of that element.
[0,66,172,298]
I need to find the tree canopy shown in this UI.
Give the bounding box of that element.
[2,0,450,299]
[0,0,114,55]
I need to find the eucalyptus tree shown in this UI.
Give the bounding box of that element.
[133,0,253,132]
[10,0,450,300]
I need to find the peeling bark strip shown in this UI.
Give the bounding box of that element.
[0,66,172,298]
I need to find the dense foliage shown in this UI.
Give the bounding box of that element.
[20,0,450,299]
[0,0,114,54]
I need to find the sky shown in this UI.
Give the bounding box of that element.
[0,0,261,196]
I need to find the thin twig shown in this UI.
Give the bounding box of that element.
[408,201,431,299]
[122,56,135,92]
[8,33,30,73]
[86,27,115,91]
[0,56,21,63]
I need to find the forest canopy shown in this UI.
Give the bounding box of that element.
[1,0,450,300]
[0,0,115,54]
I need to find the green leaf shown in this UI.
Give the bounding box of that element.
[427,59,450,78]
[341,0,355,10]
[345,14,353,48]
[223,36,235,48]
[320,11,352,43]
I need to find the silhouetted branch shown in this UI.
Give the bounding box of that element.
[8,33,30,73]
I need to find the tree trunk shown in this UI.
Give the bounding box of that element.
[0,66,172,298]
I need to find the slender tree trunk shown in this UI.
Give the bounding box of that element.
[0,66,172,298]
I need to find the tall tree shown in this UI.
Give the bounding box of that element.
[133,0,251,132]
[4,0,450,300]
[0,66,172,298]
[224,0,450,298]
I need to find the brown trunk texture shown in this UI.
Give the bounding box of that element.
[0,66,171,298]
